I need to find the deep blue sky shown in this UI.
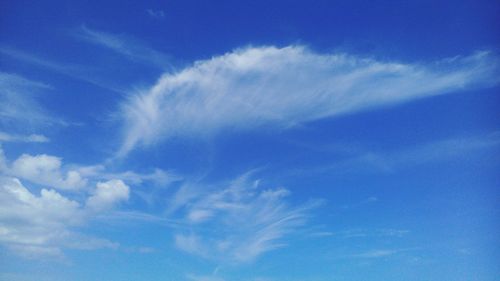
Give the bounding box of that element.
[0,1,499,281]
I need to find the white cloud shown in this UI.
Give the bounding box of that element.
[1,144,174,193]
[170,173,321,263]
[0,177,81,258]
[0,132,49,143]
[86,179,130,212]
[118,46,499,155]
[9,153,87,190]
[77,26,170,69]
[147,9,165,19]
[0,147,138,259]
[0,176,126,259]
[0,72,60,128]
[0,47,125,94]
[349,248,409,259]
[78,165,180,187]
[315,131,500,175]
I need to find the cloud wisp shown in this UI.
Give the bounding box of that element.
[76,26,171,69]
[0,132,49,143]
[118,46,499,156]
[168,173,321,263]
[0,47,125,94]
[146,9,166,20]
[0,72,62,128]
[314,131,500,176]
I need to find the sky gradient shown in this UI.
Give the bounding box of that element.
[0,1,499,280]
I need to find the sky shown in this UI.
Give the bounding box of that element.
[0,1,499,280]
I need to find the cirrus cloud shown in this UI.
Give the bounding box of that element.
[118,46,499,156]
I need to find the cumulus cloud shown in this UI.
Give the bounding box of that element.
[9,153,87,190]
[0,147,136,259]
[118,46,499,155]
[86,179,130,212]
[0,176,128,259]
[1,144,174,195]
[169,173,321,263]
[0,176,119,259]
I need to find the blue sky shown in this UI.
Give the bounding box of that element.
[0,1,499,280]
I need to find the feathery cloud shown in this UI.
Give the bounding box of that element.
[77,26,171,69]
[0,72,62,128]
[118,46,499,156]
[169,173,321,263]
[0,48,125,93]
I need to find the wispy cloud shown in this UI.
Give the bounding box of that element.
[0,132,49,143]
[0,47,71,73]
[77,164,181,187]
[317,132,500,175]
[311,228,410,239]
[0,72,63,128]
[168,173,322,263]
[147,9,165,19]
[187,274,225,281]
[349,249,407,259]
[76,26,171,69]
[0,47,125,93]
[118,46,499,156]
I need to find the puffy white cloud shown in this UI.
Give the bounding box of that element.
[0,150,133,259]
[0,177,82,258]
[170,173,321,263]
[10,153,86,190]
[0,176,125,259]
[118,46,499,155]
[86,179,130,212]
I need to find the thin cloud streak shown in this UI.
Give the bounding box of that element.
[0,132,49,143]
[0,72,65,128]
[76,26,171,69]
[147,9,166,19]
[118,46,500,156]
[331,132,500,174]
[0,46,125,94]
